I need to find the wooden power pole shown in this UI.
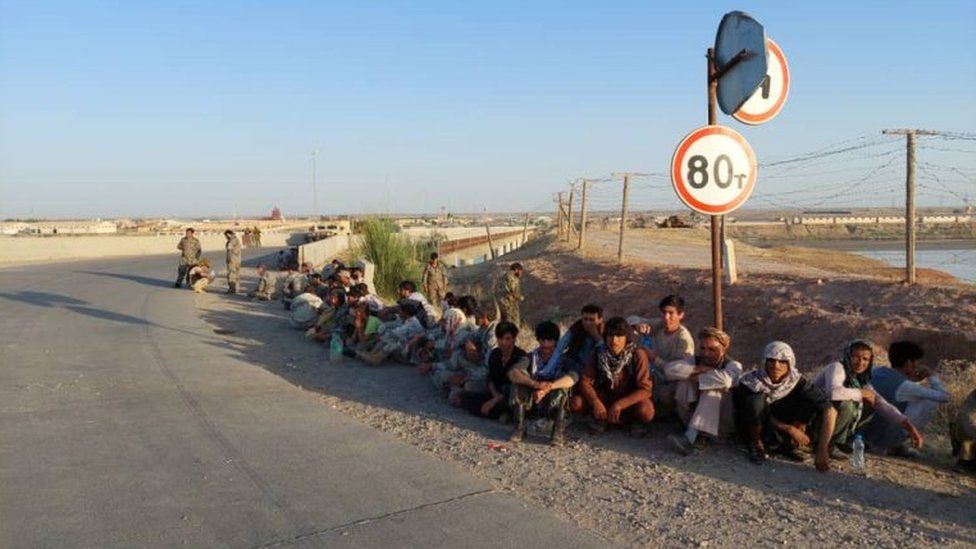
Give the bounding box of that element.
[611,172,650,263]
[566,183,576,241]
[485,223,496,260]
[577,178,589,250]
[883,129,940,285]
[614,173,632,263]
[556,192,565,237]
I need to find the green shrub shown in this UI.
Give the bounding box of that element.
[356,217,422,299]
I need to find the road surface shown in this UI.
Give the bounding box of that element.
[0,253,606,548]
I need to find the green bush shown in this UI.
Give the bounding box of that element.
[356,217,423,299]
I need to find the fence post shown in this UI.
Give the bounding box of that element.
[578,178,588,250]
[617,174,630,263]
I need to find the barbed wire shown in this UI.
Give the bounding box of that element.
[549,132,975,212]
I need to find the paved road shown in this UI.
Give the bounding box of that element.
[0,254,605,548]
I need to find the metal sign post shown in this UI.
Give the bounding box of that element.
[670,11,779,331]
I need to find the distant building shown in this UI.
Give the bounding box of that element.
[9,220,118,235]
[270,207,283,221]
[0,222,29,235]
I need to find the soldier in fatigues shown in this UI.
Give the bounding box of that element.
[175,228,202,288]
[495,262,524,326]
[188,259,216,293]
[422,252,449,309]
[224,230,243,294]
[248,263,277,301]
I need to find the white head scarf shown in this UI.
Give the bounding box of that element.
[739,341,803,403]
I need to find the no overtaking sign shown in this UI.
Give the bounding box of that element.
[670,125,757,215]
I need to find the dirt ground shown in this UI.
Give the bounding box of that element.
[485,230,976,367]
[195,234,976,547]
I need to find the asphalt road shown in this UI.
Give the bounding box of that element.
[0,253,605,548]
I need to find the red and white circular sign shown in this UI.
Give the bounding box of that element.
[670,125,758,215]
[732,38,790,125]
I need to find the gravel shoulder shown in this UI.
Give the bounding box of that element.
[196,267,976,548]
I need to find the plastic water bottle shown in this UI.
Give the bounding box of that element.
[852,434,866,473]
[329,334,344,363]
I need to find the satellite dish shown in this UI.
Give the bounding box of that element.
[714,11,768,115]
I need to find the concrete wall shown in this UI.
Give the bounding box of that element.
[445,232,530,266]
[0,233,294,265]
[297,235,358,268]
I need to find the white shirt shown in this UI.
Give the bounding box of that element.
[812,361,906,424]
[291,293,323,325]
[665,357,742,390]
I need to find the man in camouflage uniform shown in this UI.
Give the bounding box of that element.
[188,259,216,293]
[224,230,243,294]
[496,262,524,326]
[248,263,277,301]
[281,263,307,309]
[422,252,449,308]
[175,228,202,288]
[425,307,496,403]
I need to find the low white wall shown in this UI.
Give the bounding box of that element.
[0,233,293,265]
[297,235,362,267]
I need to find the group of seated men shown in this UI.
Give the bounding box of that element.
[240,261,974,475]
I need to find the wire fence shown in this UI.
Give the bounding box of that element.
[544,131,976,280]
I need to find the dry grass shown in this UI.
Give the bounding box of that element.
[933,359,976,438]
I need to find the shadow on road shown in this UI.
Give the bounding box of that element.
[76,270,174,288]
[197,298,506,443]
[0,288,208,339]
[193,244,976,545]
[0,290,88,307]
[63,304,155,327]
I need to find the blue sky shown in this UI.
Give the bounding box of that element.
[1,1,974,218]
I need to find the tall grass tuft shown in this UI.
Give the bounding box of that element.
[933,359,976,439]
[356,217,422,299]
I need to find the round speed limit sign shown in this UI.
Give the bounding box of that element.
[732,38,790,125]
[670,125,757,215]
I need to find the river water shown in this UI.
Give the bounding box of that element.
[752,239,976,284]
[853,247,976,284]
[826,241,975,284]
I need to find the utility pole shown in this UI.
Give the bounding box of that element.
[578,178,589,250]
[566,183,576,241]
[310,150,319,220]
[612,173,633,263]
[521,212,530,246]
[557,192,565,237]
[552,193,561,236]
[883,129,940,285]
[612,172,649,263]
[485,223,497,260]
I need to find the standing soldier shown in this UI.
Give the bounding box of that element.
[422,252,449,309]
[175,228,202,288]
[224,229,243,294]
[496,262,524,326]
